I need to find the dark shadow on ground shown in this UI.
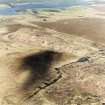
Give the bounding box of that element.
[20,50,62,91]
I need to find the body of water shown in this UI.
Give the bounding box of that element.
[0,0,104,15]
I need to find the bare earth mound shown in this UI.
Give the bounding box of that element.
[35,18,105,44]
